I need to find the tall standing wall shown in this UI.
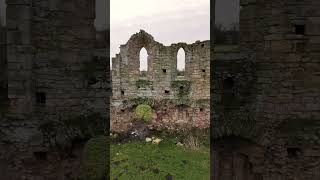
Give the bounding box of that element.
[212,0,320,179]
[0,0,109,179]
[111,30,210,133]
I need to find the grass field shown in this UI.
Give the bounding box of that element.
[110,138,210,180]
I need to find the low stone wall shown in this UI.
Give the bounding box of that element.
[111,100,209,133]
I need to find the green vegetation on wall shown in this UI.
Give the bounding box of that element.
[124,97,156,108]
[135,79,152,89]
[279,119,320,144]
[215,105,256,139]
[38,112,106,153]
[135,104,153,123]
[195,99,210,107]
[171,80,191,105]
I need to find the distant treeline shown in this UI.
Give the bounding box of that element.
[214,23,239,45]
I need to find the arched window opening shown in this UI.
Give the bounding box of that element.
[139,47,148,73]
[177,48,185,76]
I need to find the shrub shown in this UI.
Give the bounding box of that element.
[38,112,106,155]
[135,104,153,123]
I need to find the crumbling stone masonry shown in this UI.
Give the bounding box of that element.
[0,25,6,104]
[111,30,210,133]
[212,0,320,179]
[0,0,109,179]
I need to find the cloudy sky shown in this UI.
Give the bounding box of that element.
[110,0,210,64]
[1,0,238,69]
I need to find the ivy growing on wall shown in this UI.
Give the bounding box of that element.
[279,119,320,145]
[195,99,210,108]
[171,80,191,96]
[171,80,191,105]
[135,79,152,89]
[38,112,105,155]
[213,105,256,139]
[122,97,156,110]
[123,97,181,111]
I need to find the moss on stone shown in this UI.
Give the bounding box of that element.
[215,106,256,139]
[171,80,191,94]
[171,80,191,106]
[195,99,210,108]
[135,79,152,89]
[174,97,190,106]
[38,112,105,150]
[125,97,155,108]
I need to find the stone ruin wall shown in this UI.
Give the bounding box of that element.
[111,30,210,133]
[0,25,6,103]
[212,0,320,179]
[0,0,318,179]
[0,0,109,179]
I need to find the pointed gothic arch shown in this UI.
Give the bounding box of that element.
[177,47,186,73]
[139,47,148,72]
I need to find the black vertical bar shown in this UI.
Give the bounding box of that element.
[210,0,216,179]
[105,0,110,179]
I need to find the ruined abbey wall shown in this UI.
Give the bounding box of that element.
[0,25,6,103]
[0,1,109,179]
[212,0,320,179]
[111,30,210,133]
[6,0,107,117]
[0,0,319,179]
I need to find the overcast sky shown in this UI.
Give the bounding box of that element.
[110,0,210,70]
[1,0,238,69]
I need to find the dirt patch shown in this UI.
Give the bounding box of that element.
[111,120,152,144]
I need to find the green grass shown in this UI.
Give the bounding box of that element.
[111,138,210,180]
